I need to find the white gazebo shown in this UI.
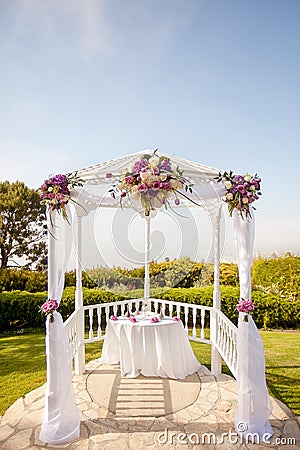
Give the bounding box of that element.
[39,150,273,445]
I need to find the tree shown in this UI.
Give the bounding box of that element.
[0,181,47,269]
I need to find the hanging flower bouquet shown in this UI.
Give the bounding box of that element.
[108,150,195,214]
[236,298,254,322]
[38,172,84,221]
[40,299,59,322]
[216,171,262,218]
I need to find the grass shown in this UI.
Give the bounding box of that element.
[0,330,299,417]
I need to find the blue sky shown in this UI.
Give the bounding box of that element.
[0,0,299,264]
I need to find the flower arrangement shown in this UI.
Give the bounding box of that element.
[110,315,118,321]
[108,150,194,214]
[236,299,254,322]
[128,316,137,323]
[216,171,262,218]
[39,172,84,221]
[40,299,59,322]
[150,316,160,323]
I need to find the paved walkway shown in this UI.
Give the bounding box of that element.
[0,360,299,449]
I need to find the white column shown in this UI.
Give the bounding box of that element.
[211,205,222,377]
[143,214,151,307]
[74,215,85,375]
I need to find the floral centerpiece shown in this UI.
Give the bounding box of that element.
[236,298,254,322]
[38,172,84,221]
[108,150,194,215]
[40,299,59,322]
[216,171,262,218]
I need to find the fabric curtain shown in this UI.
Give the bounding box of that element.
[39,206,81,444]
[233,209,273,439]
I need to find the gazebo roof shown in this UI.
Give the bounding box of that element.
[71,150,227,213]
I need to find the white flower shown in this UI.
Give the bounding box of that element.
[149,155,160,166]
[242,197,249,204]
[226,193,233,200]
[160,174,167,181]
[244,174,251,182]
[131,185,139,194]
[67,183,73,191]
[249,185,256,191]
[224,180,232,189]
[48,187,53,192]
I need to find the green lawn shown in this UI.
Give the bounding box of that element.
[0,330,299,417]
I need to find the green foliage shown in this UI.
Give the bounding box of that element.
[1,286,299,332]
[87,258,238,290]
[252,256,300,300]
[0,181,47,269]
[0,268,47,293]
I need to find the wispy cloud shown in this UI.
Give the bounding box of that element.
[11,0,117,59]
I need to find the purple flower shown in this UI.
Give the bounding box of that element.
[106,173,112,179]
[133,158,148,174]
[159,158,172,172]
[174,198,180,205]
[163,182,171,191]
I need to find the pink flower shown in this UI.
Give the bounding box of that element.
[174,198,180,205]
[163,182,171,191]
[121,191,127,198]
[41,299,58,314]
[138,183,148,192]
[125,176,134,184]
[110,315,118,321]
[150,317,159,323]
[152,180,161,190]
[236,299,254,313]
[172,316,180,322]
[106,173,112,179]
[128,316,137,323]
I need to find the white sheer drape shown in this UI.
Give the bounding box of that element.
[39,207,81,444]
[233,209,273,440]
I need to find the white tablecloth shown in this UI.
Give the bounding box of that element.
[100,316,201,379]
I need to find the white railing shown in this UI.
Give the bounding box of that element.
[215,309,238,379]
[83,298,212,344]
[64,309,81,358]
[64,297,238,379]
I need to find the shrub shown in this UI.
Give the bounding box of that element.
[252,255,300,301]
[1,286,299,332]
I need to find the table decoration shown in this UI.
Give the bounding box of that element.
[110,315,118,321]
[128,316,137,323]
[150,317,160,323]
[173,316,180,322]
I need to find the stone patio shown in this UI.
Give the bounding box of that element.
[0,360,299,449]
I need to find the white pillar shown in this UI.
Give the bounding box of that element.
[211,205,222,377]
[143,213,151,309]
[74,215,85,375]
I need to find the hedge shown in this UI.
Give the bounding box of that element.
[0,287,299,332]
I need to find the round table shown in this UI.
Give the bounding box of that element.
[99,315,201,379]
